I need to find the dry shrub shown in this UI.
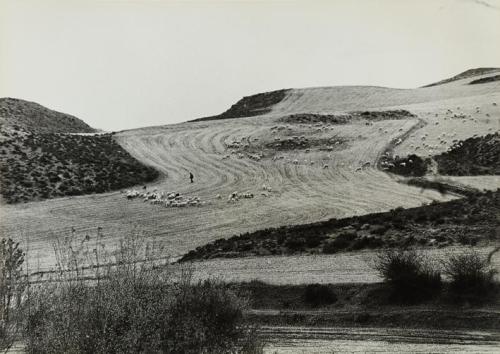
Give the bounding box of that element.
[24,230,263,354]
[374,249,442,303]
[0,239,26,352]
[303,284,337,307]
[442,249,498,303]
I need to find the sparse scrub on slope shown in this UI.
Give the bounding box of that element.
[0,131,159,203]
[280,110,416,125]
[434,133,500,176]
[469,75,500,85]
[192,89,290,121]
[180,190,499,261]
[0,97,95,134]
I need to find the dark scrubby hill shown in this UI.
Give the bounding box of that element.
[0,131,159,203]
[280,110,416,125]
[384,134,500,177]
[383,154,430,177]
[423,67,500,88]
[0,98,95,133]
[180,190,499,261]
[469,75,500,85]
[0,98,159,203]
[192,89,290,122]
[435,133,500,176]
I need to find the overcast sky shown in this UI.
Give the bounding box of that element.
[1,0,499,131]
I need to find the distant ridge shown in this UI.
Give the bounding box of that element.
[191,89,290,122]
[0,97,95,133]
[192,68,500,123]
[423,67,500,88]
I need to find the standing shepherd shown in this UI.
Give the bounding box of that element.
[189,172,194,183]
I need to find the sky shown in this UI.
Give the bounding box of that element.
[1,0,499,131]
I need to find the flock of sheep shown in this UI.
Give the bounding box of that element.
[124,189,204,208]
[402,103,497,157]
[124,184,275,208]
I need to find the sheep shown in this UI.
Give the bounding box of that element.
[323,164,329,169]
[242,192,254,199]
[228,192,239,202]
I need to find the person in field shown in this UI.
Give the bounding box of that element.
[189,172,194,183]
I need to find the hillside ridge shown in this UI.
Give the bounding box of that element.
[423,67,500,88]
[192,68,500,123]
[0,97,95,133]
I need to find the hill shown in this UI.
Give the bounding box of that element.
[0,131,159,203]
[192,68,500,123]
[435,133,500,175]
[192,89,290,122]
[180,189,499,261]
[0,97,95,133]
[0,68,499,272]
[423,67,500,88]
[0,98,159,203]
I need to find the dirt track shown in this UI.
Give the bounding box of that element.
[262,326,500,353]
[0,73,498,272]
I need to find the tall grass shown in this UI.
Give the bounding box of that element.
[0,238,26,352]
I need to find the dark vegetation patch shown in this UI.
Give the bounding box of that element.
[0,97,95,134]
[374,249,442,304]
[354,109,416,121]
[423,67,500,87]
[405,178,478,196]
[238,279,500,330]
[0,131,159,203]
[180,190,499,261]
[192,89,290,122]
[382,134,500,178]
[469,75,500,85]
[382,154,430,177]
[264,137,347,151]
[280,113,351,125]
[434,133,500,175]
[280,110,416,125]
[443,250,499,304]
[303,284,338,307]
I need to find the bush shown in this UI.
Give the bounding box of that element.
[284,237,306,252]
[374,249,442,303]
[442,250,498,303]
[303,284,337,307]
[322,232,356,254]
[24,231,262,353]
[163,280,255,353]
